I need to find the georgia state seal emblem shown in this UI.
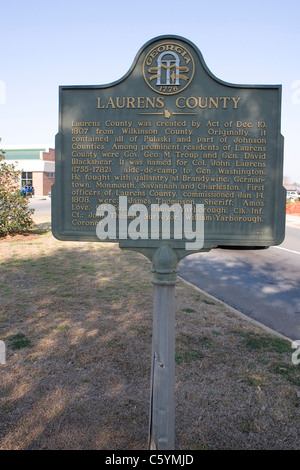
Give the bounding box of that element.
[143,41,195,95]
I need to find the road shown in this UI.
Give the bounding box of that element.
[29,197,51,215]
[178,218,300,340]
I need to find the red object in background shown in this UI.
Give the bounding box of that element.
[286,202,300,215]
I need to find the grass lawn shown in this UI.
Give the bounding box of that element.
[0,214,299,450]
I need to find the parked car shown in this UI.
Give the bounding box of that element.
[287,190,299,201]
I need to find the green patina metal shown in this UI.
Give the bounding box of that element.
[52,35,286,259]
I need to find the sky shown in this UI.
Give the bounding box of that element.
[1,0,300,183]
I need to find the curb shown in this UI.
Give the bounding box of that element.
[178,275,293,343]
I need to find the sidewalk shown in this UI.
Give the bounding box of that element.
[286,214,300,228]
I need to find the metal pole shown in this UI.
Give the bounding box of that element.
[148,243,178,450]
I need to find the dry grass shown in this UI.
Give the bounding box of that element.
[0,214,299,450]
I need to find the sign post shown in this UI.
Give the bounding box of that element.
[52,35,285,449]
[149,244,178,450]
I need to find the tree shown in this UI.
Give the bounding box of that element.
[0,147,34,236]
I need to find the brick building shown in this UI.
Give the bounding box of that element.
[2,146,55,196]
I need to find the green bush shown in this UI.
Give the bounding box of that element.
[0,148,34,236]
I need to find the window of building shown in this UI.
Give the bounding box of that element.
[21,172,33,186]
[46,172,55,178]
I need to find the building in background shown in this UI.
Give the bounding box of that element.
[2,146,55,196]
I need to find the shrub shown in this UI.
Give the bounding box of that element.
[0,148,34,236]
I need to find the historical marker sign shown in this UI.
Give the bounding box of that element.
[52,35,285,256]
[51,36,286,449]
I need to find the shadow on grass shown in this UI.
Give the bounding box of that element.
[0,221,51,242]
[0,238,153,450]
[30,221,52,234]
[0,233,299,450]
